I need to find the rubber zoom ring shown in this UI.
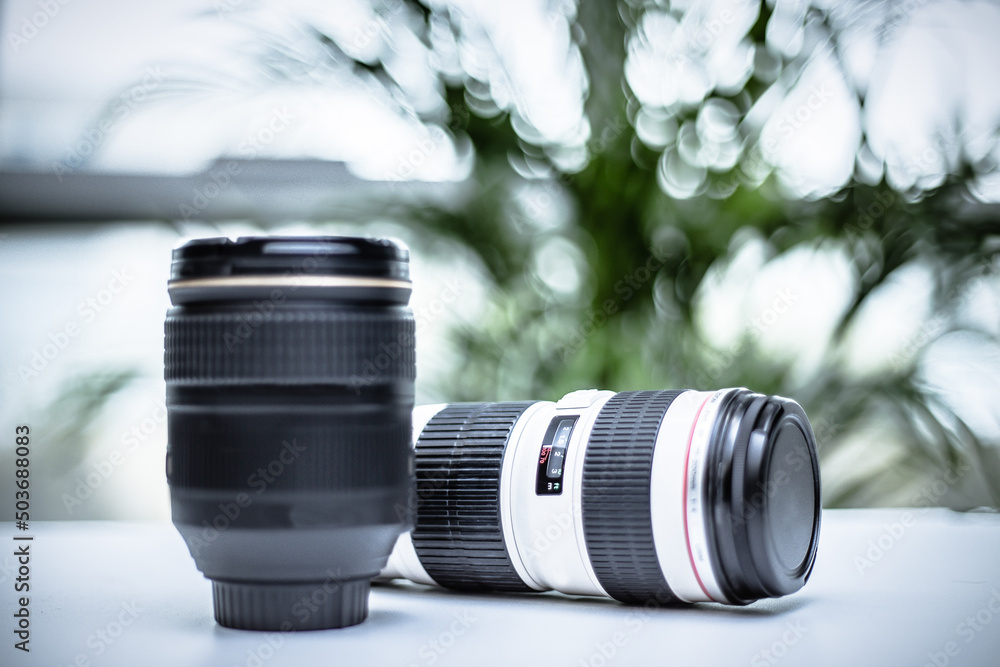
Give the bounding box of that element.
[164,307,414,384]
[411,402,536,592]
[582,390,684,605]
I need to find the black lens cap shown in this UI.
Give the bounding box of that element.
[764,416,818,573]
[708,391,821,603]
[171,236,410,280]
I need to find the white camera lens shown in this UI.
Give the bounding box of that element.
[382,387,820,606]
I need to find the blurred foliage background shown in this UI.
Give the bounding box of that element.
[205,0,1000,509]
[4,0,1000,515]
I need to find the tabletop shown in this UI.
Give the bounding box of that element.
[1,508,999,667]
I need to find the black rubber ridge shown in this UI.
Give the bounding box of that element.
[411,402,537,592]
[212,579,369,631]
[582,390,684,605]
[164,306,414,385]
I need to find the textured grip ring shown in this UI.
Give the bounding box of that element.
[582,390,684,605]
[411,402,536,592]
[164,307,414,384]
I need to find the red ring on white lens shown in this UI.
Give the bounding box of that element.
[682,394,715,601]
[651,388,734,603]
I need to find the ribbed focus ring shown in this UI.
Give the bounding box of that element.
[582,390,683,605]
[411,402,536,592]
[164,307,414,384]
[212,579,369,631]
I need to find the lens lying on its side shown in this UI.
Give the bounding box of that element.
[381,388,821,607]
[165,236,415,630]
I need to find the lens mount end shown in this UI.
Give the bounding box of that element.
[211,579,370,631]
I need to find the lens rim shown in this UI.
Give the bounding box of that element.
[170,236,410,280]
[168,236,411,305]
[706,390,821,604]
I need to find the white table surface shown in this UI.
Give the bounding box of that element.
[2,509,999,667]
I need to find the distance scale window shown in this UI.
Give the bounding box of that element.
[535,416,578,495]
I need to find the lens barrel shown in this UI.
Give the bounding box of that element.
[382,388,821,606]
[410,402,539,592]
[165,236,415,630]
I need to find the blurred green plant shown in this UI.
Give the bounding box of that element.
[120,0,1000,508]
[38,369,139,476]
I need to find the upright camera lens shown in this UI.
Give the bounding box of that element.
[165,236,415,630]
[381,388,821,606]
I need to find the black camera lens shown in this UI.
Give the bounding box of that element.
[381,388,820,606]
[165,236,415,631]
